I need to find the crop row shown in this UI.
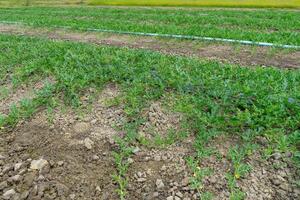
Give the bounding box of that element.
[0,6,299,45]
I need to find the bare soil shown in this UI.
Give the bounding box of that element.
[0,83,299,200]
[0,24,299,69]
[138,102,182,140]
[0,78,54,116]
[0,85,122,200]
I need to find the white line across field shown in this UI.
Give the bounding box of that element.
[1,20,299,49]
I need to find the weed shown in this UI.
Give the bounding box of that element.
[201,191,214,200]
[228,146,252,179]
[19,98,35,119]
[186,157,212,195]
[112,137,133,200]
[226,173,246,200]
[139,128,188,148]
[111,120,140,199]
[0,87,9,100]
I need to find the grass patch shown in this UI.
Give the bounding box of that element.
[0,7,299,45]
[1,33,299,152]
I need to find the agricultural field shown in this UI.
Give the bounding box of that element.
[0,4,300,200]
[0,7,299,45]
[89,0,300,8]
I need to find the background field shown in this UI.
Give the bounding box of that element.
[0,0,299,8]
[0,6,299,45]
[88,0,300,8]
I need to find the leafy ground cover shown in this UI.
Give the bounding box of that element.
[0,6,299,45]
[1,23,299,69]
[0,33,299,199]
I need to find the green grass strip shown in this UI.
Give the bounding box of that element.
[0,6,299,45]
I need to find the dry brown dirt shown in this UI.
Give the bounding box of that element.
[0,78,55,116]
[1,83,299,200]
[0,84,122,200]
[0,24,299,69]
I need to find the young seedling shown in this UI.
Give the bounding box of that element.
[228,146,251,179]
[186,157,212,197]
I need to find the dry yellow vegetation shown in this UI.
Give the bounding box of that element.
[88,0,300,8]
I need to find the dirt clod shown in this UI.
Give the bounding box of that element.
[30,158,49,170]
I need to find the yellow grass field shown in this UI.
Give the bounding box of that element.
[88,0,300,8]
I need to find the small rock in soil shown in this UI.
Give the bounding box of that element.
[285,151,292,158]
[56,183,69,196]
[167,196,174,200]
[2,165,13,173]
[137,172,143,178]
[37,175,45,181]
[0,181,8,190]
[24,172,36,188]
[69,194,76,199]
[132,147,140,154]
[256,136,268,146]
[14,163,23,171]
[181,177,189,186]
[3,189,16,200]
[272,152,282,160]
[18,168,27,175]
[279,183,289,191]
[137,178,147,182]
[74,122,90,134]
[20,190,29,200]
[176,191,183,198]
[92,155,100,160]
[156,179,165,189]
[30,158,49,170]
[127,158,134,164]
[152,192,159,198]
[10,174,22,183]
[84,138,94,150]
[95,185,101,192]
[57,161,64,166]
[161,165,167,171]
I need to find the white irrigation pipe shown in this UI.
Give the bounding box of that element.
[1,20,299,49]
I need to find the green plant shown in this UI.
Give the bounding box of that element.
[186,157,212,195]
[112,137,134,200]
[201,191,214,200]
[0,7,299,45]
[228,146,252,179]
[226,173,246,200]
[0,87,9,100]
